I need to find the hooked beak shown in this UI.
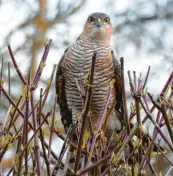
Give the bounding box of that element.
[95,18,103,28]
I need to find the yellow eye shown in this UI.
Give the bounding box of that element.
[88,17,94,23]
[104,17,110,23]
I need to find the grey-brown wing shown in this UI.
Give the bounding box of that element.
[55,48,72,133]
[111,50,124,123]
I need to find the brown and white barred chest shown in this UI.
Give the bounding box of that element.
[61,37,116,128]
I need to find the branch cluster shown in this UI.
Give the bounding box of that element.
[0,43,173,176]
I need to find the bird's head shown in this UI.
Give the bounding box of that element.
[83,12,113,41]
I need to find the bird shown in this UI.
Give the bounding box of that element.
[55,12,124,139]
[55,13,166,176]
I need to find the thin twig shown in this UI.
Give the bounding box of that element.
[148,93,173,144]
[6,96,23,131]
[133,71,137,91]
[13,135,22,176]
[30,90,41,176]
[52,126,73,176]
[74,52,97,173]
[139,97,173,152]
[48,94,57,163]
[8,62,11,98]
[87,87,112,164]
[41,64,57,107]
[121,58,130,133]
[23,70,30,175]
[0,57,4,102]
[134,95,142,166]
[148,162,158,176]
[32,39,52,89]
[127,70,135,93]
[161,71,173,95]
[77,126,139,176]
[143,66,151,89]
[38,91,51,176]
[147,134,173,166]
[7,45,27,85]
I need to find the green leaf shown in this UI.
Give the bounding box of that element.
[82,130,90,149]
[133,138,140,148]
[134,164,139,176]
[159,171,163,176]
[110,79,116,88]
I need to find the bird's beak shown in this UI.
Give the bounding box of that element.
[95,18,103,28]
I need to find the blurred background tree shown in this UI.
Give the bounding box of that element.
[108,0,173,65]
[0,0,87,77]
[0,0,86,112]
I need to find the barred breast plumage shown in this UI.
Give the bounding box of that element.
[61,36,117,131]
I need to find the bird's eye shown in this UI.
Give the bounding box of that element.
[88,17,94,23]
[104,17,110,23]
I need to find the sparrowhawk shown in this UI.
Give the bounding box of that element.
[56,12,124,138]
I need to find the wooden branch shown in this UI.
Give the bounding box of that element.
[148,93,173,144]
[74,52,97,173]
[77,126,139,176]
[120,58,130,133]
[143,66,151,89]
[7,45,27,85]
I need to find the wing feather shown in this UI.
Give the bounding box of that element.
[55,48,72,132]
[111,50,124,125]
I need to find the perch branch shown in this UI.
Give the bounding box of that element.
[74,52,97,173]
